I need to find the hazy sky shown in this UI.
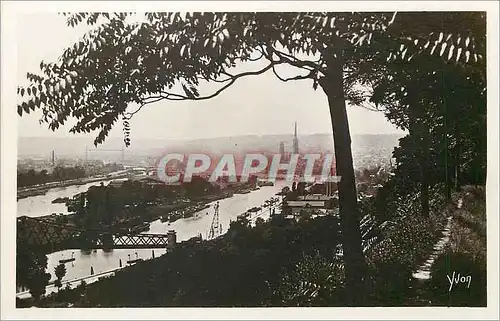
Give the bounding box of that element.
[16,13,404,141]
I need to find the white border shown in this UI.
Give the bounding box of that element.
[2,1,499,320]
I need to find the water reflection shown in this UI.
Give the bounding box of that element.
[17,180,113,218]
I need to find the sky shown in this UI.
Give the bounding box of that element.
[16,13,405,141]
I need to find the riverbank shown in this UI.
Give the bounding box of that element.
[16,181,287,305]
[18,209,335,307]
[17,188,238,252]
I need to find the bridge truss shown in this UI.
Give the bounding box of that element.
[17,216,173,252]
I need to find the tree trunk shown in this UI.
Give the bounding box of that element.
[408,103,430,217]
[454,125,462,192]
[444,121,452,201]
[445,159,453,200]
[419,140,430,217]
[320,55,368,306]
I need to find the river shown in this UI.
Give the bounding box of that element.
[17,180,114,218]
[16,180,287,296]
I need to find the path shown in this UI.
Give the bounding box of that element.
[412,216,453,280]
[412,198,461,280]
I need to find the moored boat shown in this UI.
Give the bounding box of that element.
[130,222,150,234]
[126,253,143,264]
[59,252,75,264]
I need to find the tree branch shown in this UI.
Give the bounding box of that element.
[124,103,147,119]
[358,101,383,112]
[272,65,313,82]
[267,45,326,74]
[173,62,280,101]
[124,62,280,119]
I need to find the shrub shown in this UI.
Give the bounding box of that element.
[365,185,448,304]
[271,253,346,307]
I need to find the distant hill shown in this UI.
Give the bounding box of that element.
[18,133,404,168]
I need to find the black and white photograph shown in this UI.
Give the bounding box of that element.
[1,1,498,319]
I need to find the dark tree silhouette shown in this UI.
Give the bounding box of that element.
[54,263,67,292]
[16,243,51,302]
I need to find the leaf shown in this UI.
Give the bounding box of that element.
[190,86,199,97]
[401,48,407,60]
[430,43,437,56]
[356,34,367,46]
[181,83,195,99]
[322,16,328,27]
[447,44,454,61]
[456,47,463,62]
[439,42,447,57]
[22,102,29,113]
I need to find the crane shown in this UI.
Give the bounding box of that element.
[207,201,222,240]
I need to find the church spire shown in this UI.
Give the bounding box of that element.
[293,122,299,154]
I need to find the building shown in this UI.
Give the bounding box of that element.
[286,194,338,215]
[284,178,339,217]
[279,141,285,155]
[166,230,177,252]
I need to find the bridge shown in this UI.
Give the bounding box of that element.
[17,216,176,253]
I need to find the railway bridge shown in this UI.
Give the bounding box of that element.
[17,216,176,252]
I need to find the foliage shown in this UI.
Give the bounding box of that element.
[367,12,486,216]
[17,166,86,187]
[70,176,221,231]
[54,263,67,290]
[17,12,389,145]
[16,243,51,301]
[16,12,483,147]
[271,253,346,306]
[39,215,341,307]
[365,187,448,304]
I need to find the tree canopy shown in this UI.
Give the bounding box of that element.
[17,12,484,146]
